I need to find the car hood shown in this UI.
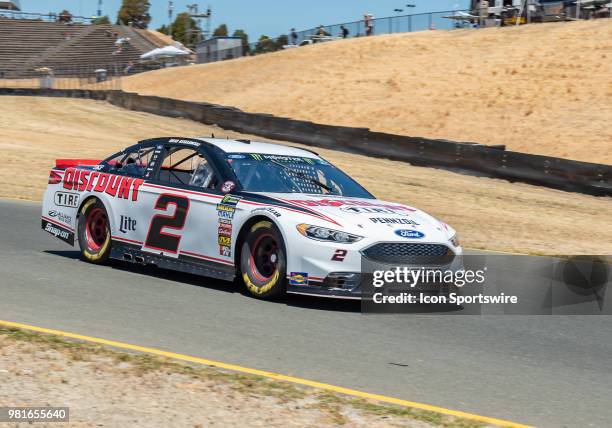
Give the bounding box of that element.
[257,193,454,243]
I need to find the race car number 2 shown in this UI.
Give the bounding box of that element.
[144,194,190,255]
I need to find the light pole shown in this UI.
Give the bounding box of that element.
[168,1,173,31]
[188,4,212,44]
[393,9,403,32]
[404,4,416,32]
[191,7,212,40]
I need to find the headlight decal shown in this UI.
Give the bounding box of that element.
[296,224,362,243]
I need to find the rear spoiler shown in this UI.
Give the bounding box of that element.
[55,159,101,170]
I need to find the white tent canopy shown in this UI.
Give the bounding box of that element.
[443,11,478,20]
[140,45,190,60]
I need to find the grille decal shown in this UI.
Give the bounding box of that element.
[362,243,453,265]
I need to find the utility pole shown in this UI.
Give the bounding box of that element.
[576,0,581,19]
[97,0,102,17]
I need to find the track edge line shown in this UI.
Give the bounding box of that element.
[0,319,532,428]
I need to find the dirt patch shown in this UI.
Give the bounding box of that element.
[123,20,612,164]
[1,96,610,255]
[0,327,486,427]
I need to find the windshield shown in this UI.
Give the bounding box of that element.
[226,153,374,198]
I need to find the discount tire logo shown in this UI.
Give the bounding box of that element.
[54,192,80,208]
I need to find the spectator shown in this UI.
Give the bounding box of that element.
[314,25,331,43]
[340,25,349,38]
[290,28,298,45]
[316,25,329,36]
[58,10,72,24]
[124,61,134,75]
[364,13,374,36]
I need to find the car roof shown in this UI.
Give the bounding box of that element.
[196,138,320,158]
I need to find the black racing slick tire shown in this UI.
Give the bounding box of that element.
[77,198,111,264]
[240,220,287,299]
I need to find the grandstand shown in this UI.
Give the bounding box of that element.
[0,0,20,11]
[0,17,165,78]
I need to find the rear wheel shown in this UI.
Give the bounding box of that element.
[78,199,111,264]
[240,220,286,299]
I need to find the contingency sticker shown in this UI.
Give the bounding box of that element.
[289,272,309,286]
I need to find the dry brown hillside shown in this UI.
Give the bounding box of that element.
[124,19,612,164]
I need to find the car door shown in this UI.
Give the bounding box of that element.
[140,142,226,265]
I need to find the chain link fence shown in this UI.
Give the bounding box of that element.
[0,63,134,90]
[248,10,470,53]
[0,10,94,24]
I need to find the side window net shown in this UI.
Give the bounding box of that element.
[158,148,219,189]
[106,147,155,178]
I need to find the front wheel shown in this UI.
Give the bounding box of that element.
[240,220,286,299]
[77,198,111,264]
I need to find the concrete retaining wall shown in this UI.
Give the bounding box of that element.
[2,87,610,196]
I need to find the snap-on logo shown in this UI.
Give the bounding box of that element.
[45,223,69,240]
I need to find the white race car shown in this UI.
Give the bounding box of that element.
[42,137,462,299]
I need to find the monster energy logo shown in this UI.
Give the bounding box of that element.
[249,153,318,164]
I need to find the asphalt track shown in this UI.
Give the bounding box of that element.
[1,199,611,427]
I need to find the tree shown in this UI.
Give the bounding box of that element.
[274,34,289,50]
[117,0,151,29]
[254,35,276,54]
[212,24,228,37]
[254,34,287,55]
[93,15,110,25]
[170,12,201,47]
[156,24,169,35]
[232,29,250,54]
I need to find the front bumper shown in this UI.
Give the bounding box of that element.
[287,262,464,300]
[286,235,463,299]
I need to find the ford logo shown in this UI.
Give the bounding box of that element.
[395,229,425,239]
